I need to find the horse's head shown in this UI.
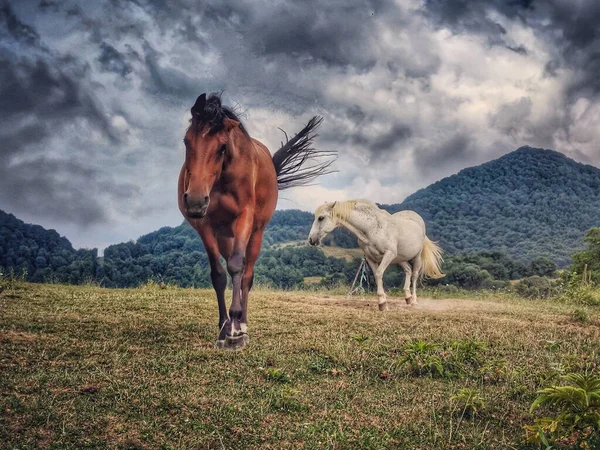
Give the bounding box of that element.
[308,201,338,246]
[182,93,243,219]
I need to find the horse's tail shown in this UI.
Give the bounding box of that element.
[272,116,337,190]
[421,236,445,279]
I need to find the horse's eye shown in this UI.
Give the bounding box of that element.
[318,216,325,221]
[218,144,226,156]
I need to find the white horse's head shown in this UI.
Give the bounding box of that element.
[308,201,338,246]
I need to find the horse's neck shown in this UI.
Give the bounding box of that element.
[338,207,379,243]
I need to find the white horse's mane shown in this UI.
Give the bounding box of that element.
[315,199,379,223]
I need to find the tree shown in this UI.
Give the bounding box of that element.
[528,256,557,277]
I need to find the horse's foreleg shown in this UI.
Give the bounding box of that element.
[410,255,423,305]
[400,261,413,304]
[240,230,263,335]
[219,208,253,349]
[198,226,228,330]
[373,251,395,311]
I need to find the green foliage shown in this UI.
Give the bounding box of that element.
[516,276,557,299]
[529,256,558,277]
[450,388,485,418]
[0,210,98,285]
[264,368,293,384]
[560,271,600,306]
[571,308,590,324]
[525,372,600,448]
[397,338,487,379]
[571,228,600,284]
[384,147,600,266]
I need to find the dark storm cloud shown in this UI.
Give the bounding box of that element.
[0,3,133,226]
[414,134,473,172]
[352,123,413,155]
[489,97,532,137]
[97,42,134,77]
[0,157,138,226]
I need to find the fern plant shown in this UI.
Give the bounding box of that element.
[450,388,485,418]
[398,341,444,377]
[525,372,600,448]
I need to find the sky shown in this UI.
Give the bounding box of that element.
[1,0,600,250]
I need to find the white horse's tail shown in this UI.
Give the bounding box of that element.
[421,236,445,279]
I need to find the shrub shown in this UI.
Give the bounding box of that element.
[481,278,508,290]
[559,271,600,306]
[515,276,556,299]
[528,256,557,277]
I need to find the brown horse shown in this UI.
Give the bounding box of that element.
[178,93,335,349]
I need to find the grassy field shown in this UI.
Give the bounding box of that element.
[1,282,599,449]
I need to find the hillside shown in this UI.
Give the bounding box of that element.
[99,211,354,288]
[386,146,600,266]
[0,210,97,283]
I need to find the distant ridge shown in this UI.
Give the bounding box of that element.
[0,210,97,283]
[381,146,600,265]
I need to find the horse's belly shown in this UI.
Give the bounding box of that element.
[362,245,385,262]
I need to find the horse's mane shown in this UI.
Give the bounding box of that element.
[316,199,379,222]
[190,92,249,137]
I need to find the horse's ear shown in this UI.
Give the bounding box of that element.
[223,117,240,132]
[191,93,206,117]
[331,201,337,208]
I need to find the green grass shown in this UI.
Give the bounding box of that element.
[1,282,599,449]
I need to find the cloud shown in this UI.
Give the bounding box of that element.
[1,0,599,250]
[0,3,133,227]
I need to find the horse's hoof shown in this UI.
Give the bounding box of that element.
[405,296,412,305]
[216,333,249,350]
[378,302,388,312]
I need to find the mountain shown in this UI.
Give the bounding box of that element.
[0,210,97,283]
[382,146,600,266]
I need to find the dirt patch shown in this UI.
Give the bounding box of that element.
[285,294,506,314]
[0,330,41,343]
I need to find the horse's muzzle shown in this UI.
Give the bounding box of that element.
[186,207,208,219]
[308,237,320,246]
[183,192,209,218]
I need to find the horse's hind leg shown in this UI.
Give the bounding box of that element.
[410,255,423,305]
[400,262,412,304]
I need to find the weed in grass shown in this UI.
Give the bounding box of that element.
[525,372,600,448]
[351,334,369,344]
[571,308,591,324]
[450,388,485,418]
[268,387,307,413]
[264,367,293,383]
[396,338,487,379]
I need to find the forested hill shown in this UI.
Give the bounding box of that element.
[2,146,598,287]
[384,146,600,265]
[0,210,97,283]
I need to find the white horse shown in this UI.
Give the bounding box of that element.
[308,200,444,310]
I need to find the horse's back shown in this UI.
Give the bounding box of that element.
[392,210,425,233]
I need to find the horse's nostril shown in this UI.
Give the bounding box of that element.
[183,192,188,200]
[203,196,209,203]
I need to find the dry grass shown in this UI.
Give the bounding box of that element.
[1,282,599,449]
